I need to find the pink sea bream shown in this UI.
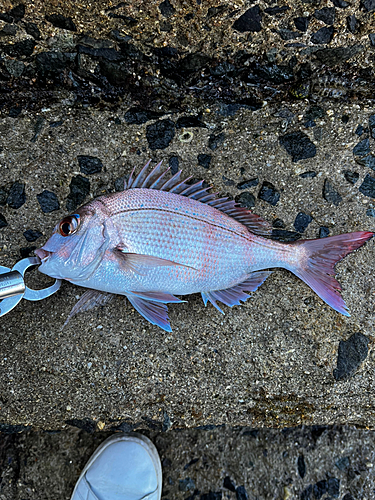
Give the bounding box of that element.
[36,161,374,331]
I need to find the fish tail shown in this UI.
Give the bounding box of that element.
[289,231,373,316]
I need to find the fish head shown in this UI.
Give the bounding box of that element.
[35,201,113,281]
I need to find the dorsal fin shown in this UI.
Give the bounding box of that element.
[125,160,272,236]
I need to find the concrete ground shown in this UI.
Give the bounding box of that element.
[1,425,375,500]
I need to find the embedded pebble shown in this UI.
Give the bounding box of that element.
[353,139,375,170]
[45,13,76,31]
[314,7,335,25]
[370,34,375,47]
[78,155,103,175]
[223,476,236,492]
[369,114,375,139]
[0,214,7,229]
[313,480,328,499]
[294,17,309,32]
[66,175,90,212]
[359,174,375,198]
[333,332,369,380]
[335,456,350,470]
[235,192,255,208]
[300,171,316,178]
[311,26,334,44]
[366,208,375,217]
[232,5,262,33]
[7,182,26,209]
[146,119,175,150]
[347,14,358,33]
[294,212,312,233]
[279,132,316,162]
[344,170,359,184]
[0,187,8,205]
[37,190,60,213]
[355,125,365,136]
[124,108,163,124]
[169,156,179,175]
[176,116,206,128]
[319,226,330,238]
[159,0,175,18]
[273,218,285,228]
[208,132,225,151]
[20,247,36,258]
[237,178,259,190]
[197,154,211,169]
[23,230,43,242]
[323,179,342,206]
[298,455,306,478]
[24,22,41,40]
[258,181,280,205]
[236,486,249,500]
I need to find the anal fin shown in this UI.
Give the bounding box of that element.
[201,270,272,312]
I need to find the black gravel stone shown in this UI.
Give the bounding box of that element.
[344,170,359,184]
[370,34,375,46]
[347,14,358,33]
[335,456,350,470]
[0,24,17,35]
[23,229,43,242]
[198,154,212,169]
[169,156,179,175]
[200,493,222,500]
[369,114,375,139]
[232,5,262,33]
[20,246,36,258]
[355,125,364,136]
[273,218,285,228]
[331,0,349,7]
[77,155,103,175]
[236,486,248,500]
[258,181,280,205]
[294,16,310,31]
[36,52,67,75]
[313,480,328,499]
[77,44,122,61]
[124,108,164,125]
[2,38,35,57]
[362,0,375,11]
[341,114,350,124]
[272,229,301,242]
[300,171,317,178]
[353,139,375,170]
[9,3,25,21]
[37,190,60,213]
[237,178,258,190]
[315,45,363,65]
[367,208,375,217]
[0,214,7,229]
[176,116,206,128]
[65,418,96,433]
[159,0,175,17]
[183,458,199,470]
[305,106,325,120]
[279,132,317,162]
[298,455,306,478]
[223,476,236,492]
[179,53,211,74]
[24,22,41,40]
[301,484,313,500]
[319,226,330,238]
[323,179,342,206]
[327,478,340,498]
[235,192,255,208]
[179,477,195,492]
[333,332,369,380]
[314,7,335,24]
[0,187,8,205]
[311,26,334,44]
[208,132,225,151]
[66,175,90,212]
[7,182,25,209]
[359,174,375,198]
[45,13,77,31]
[342,495,354,500]
[294,212,312,232]
[146,119,175,150]
[278,29,302,41]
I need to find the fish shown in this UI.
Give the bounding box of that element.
[35,160,374,332]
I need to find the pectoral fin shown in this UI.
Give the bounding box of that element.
[126,294,173,332]
[114,247,196,274]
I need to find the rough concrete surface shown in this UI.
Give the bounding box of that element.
[1,426,375,500]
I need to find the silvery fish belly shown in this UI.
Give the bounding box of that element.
[36,161,374,332]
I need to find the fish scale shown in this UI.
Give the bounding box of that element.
[36,161,374,331]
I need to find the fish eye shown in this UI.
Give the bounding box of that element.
[58,214,80,237]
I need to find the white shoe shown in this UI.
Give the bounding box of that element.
[70,433,162,500]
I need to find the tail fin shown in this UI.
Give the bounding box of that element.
[290,231,373,316]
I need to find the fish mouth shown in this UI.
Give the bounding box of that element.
[35,248,52,261]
